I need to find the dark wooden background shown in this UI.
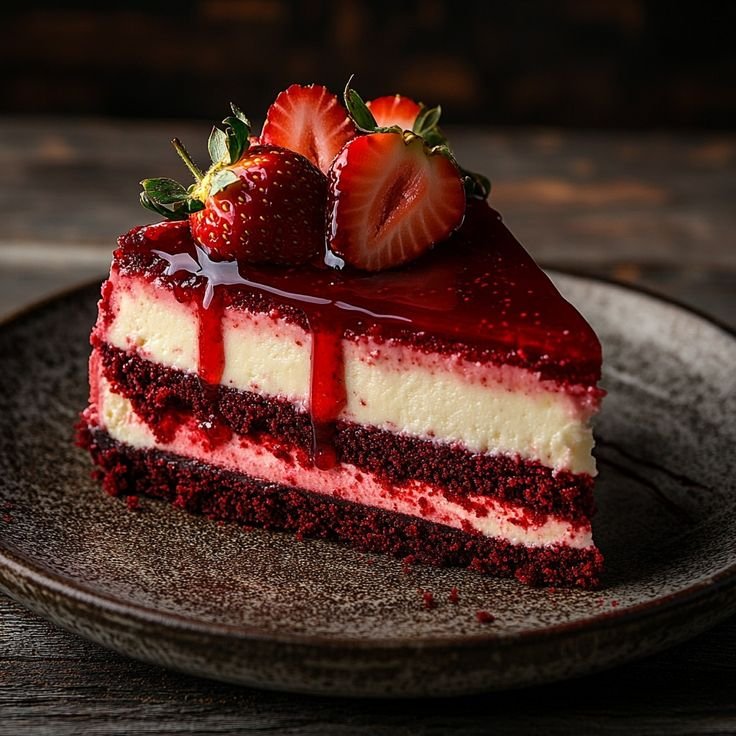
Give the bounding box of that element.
[2,0,735,128]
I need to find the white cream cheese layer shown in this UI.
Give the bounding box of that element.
[100,270,598,475]
[90,367,593,550]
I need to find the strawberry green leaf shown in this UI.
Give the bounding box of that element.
[140,178,189,204]
[462,170,492,199]
[230,102,250,125]
[222,114,250,164]
[343,78,378,133]
[184,198,206,213]
[428,143,454,158]
[208,126,228,164]
[139,191,188,220]
[210,168,239,196]
[424,129,448,148]
[413,105,442,137]
[377,124,405,135]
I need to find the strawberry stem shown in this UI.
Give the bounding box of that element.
[171,138,204,183]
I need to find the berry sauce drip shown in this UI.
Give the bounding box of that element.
[120,200,602,467]
[197,290,225,385]
[309,325,345,469]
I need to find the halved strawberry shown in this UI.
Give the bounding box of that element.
[261,84,356,174]
[366,94,422,131]
[326,131,465,271]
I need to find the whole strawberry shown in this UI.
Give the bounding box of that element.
[140,104,327,265]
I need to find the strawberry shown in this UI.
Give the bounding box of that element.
[366,94,422,131]
[260,84,356,174]
[326,131,466,271]
[140,104,326,265]
[189,145,326,264]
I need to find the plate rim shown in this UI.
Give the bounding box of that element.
[1,272,735,653]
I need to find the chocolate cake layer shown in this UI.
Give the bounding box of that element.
[78,425,604,589]
[98,343,596,522]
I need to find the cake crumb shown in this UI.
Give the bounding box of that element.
[611,600,619,607]
[475,610,495,624]
[448,586,459,604]
[418,589,436,610]
[401,554,416,575]
[2,513,12,524]
[125,495,140,511]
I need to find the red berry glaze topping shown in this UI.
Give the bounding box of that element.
[261,84,356,174]
[326,131,465,271]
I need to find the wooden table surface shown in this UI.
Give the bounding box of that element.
[1,119,734,735]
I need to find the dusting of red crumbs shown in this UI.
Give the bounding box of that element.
[475,610,495,624]
[125,495,140,511]
[419,589,436,610]
[2,513,12,524]
[448,586,460,604]
[401,554,416,575]
[611,600,619,607]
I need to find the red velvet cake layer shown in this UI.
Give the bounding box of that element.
[78,425,604,589]
[98,343,595,522]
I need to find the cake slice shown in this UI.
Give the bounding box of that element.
[78,84,604,588]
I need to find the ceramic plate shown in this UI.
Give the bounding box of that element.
[0,274,734,697]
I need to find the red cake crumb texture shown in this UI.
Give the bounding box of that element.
[448,587,460,604]
[420,589,437,610]
[475,610,496,624]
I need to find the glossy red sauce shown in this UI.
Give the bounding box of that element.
[113,200,601,466]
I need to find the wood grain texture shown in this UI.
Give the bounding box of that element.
[0,118,734,733]
[1,593,735,735]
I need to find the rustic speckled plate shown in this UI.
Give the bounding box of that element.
[0,273,735,697]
